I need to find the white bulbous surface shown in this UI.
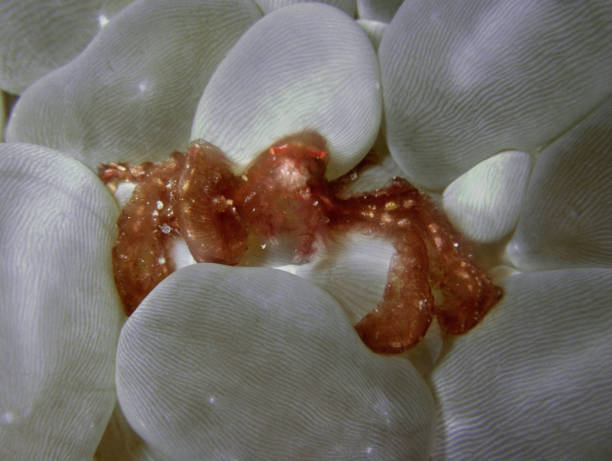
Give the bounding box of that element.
[116,264,434,460]
[0,0,132,93]
[507,98,612,270]
[256,0,355,15]
[380,0,612,189]
[6,0,261,169]
[191,3,382,179]
[432,269,612,460]
[0,143,122,459]
[443,151,531,243]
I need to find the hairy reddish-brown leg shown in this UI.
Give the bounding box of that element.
[327,175,502,352]
[177,142,247,265]
[434,255,503,334]
[101,154,185,315]
[326,179,435,353]
[354,230,434,354]
[416,205,503,334]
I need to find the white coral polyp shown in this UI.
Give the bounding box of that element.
[0,143,122,460]
[116,264,434,460]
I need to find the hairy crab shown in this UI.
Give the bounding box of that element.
[100,132,502,354]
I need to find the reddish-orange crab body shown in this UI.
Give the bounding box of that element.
[100,132,502,354]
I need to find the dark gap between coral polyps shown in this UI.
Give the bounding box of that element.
[99,131,502,354]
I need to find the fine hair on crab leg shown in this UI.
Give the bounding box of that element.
[109,154,185,315]
[415,204,503,334]
[354,228,435,354]
[177,141,247,265]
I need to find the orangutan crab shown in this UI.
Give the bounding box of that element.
[99,132,502,354]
